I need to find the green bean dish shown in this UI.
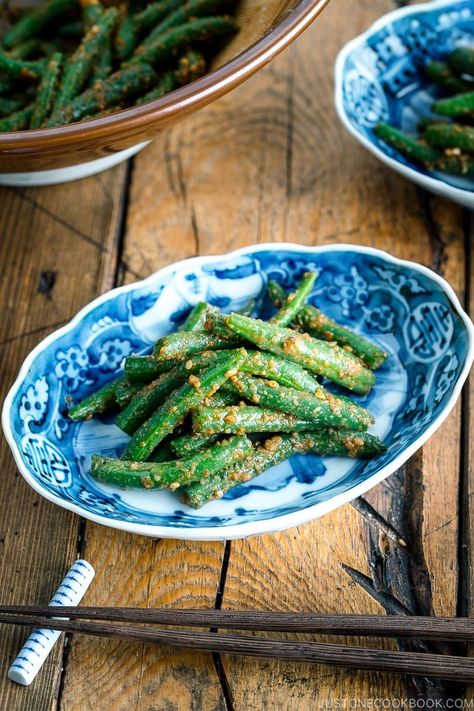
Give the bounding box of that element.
[0,0,238,130]
[68,274,388,508]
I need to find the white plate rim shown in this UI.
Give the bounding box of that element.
[2,241,474,540]
[334,0,474,209]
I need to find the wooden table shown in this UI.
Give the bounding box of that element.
[0,0,472,708]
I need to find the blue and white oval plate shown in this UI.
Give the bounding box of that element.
[335,0,474,209]
[2,244,473,540]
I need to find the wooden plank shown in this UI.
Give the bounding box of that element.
[0,165,128,711]
[59,221,227,711]
[111,0,466,706]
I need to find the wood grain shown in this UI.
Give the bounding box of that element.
[0,165,128,711]
[121,0,466,706]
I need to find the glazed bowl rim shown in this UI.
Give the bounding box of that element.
[0,0,331,149]
[334,0,474,205]
[2,241,474,540]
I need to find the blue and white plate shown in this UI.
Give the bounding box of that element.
[335,0,474,209]
[2,244,473,540]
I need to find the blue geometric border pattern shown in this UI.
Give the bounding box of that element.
[5,246,472,529]
[340,0,474,192]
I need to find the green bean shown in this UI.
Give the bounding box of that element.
[242,350,321,392]
[270,272,316,327]
[30,51,62,129]
[183,430,386,507]
[433,91,474,117]
[115,380,143,409]
[424,123,474,152]
[434,153,474,177]
[174,49,206,85]
[2,0,77,49]
[237,298,256,317]
[9,39,42,60]
[143,0,228,45]
[268,281,387,370]
[171,432,220,457]
[374,122,440,166]
[118,350,243,434]
[146,440,175,462]
[124,355,180,382]
[81,0,104,29]
[115,7,136,61]
[225,313,376,395]
[47,62,157,126]
[153,331,239,359]
[90,39,112,84]
[131,16,237,66]
[0,95,28,118]
[136,70,177,104]
[0,104,34,131]
[0,52,45,80]
[68,377,124,421]
[116,368,185,434]
[193,405,329,434]
[54,7,120,110]
[222,373,373,431]
[180,302,214,331]
[92,434,252,489]
[424,60,471,95]
[448,48,474,77]
[122,348,247,460]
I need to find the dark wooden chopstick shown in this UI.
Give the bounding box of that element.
[1,611,474,682]
[1,606,474,641]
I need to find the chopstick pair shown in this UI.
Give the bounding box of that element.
[2,606,474,682]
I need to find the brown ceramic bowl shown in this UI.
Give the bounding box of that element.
[0,0,330,182]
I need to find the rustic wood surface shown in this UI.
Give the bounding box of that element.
[0,0,472,708]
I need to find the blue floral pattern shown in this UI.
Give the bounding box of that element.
[3,245,473,536]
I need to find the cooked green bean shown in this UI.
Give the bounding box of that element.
[434,153,474,177]
[268,281,387,370]
[433,91,474,117]
[374,122,439,166]
[0,52,45,80]
[122,348,247,461]
[47,62,157,126]
[131,16,237,66]
[225,313,376,395]
[0,104,34,131]
[222,373,373,430]
[115,380,143,409]
[124,355,180,382]
[0,95,28,118]
[81,0,104,29]
[142,0,229,45]
[133,0,187,37]
[2,0,77,49]
[183,430,386,507]
[193,405,329,434]
[68,377,124,421]
[175,49,206,85]
[180,302,212,332]
[171,432,220,457]
[237,298,256,317]
[115,7,136,61]
[270,272,316,327]
[424,123,474,152]
[9,39,42,60]
[153,331,239,359]
[448,47,474,77]
[54,7,120,110]
[30,51,62,129]
[92,434,252,489]
[136,71,177,104]
[424,60,470,95]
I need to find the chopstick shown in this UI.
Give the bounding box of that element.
[1,610,474,682]
[1,606,474,641]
